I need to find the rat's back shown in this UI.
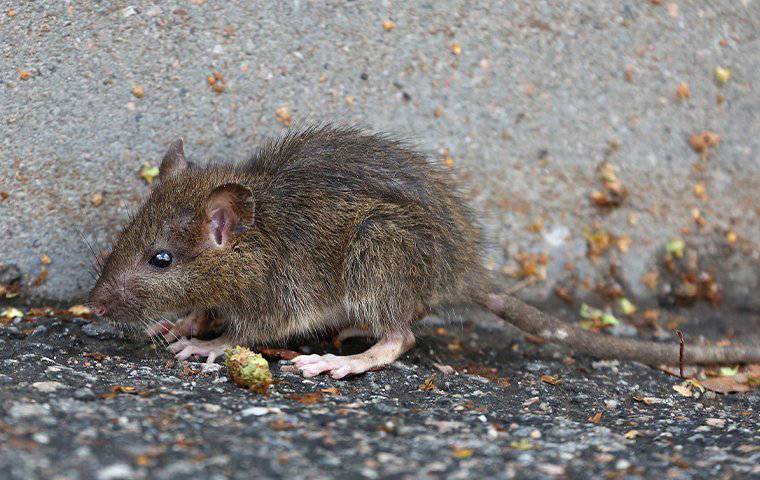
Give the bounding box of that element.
[243,126,486,337]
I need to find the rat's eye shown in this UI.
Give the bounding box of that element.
[149,250,173,268]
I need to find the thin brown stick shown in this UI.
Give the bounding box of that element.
[478,293,760,366]
[676,330,685,378]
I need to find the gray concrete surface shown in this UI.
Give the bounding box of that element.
[1,1,759,304]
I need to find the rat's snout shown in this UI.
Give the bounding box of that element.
[90,304,108,317]
[88,279,128,319]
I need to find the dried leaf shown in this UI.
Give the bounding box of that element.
[700,376,751,394]
[618,298,637,315]
[640,270,659,291]
[714,66,731,85]
[624,430,642,439]
[666,238,685,259]
[452,447,473,458]
[582,227,611,258]
[688,132,720,154]
[579,303,619,330]
[420,374,437,391]
[289,392,323,405]
[275,106,292,126]
[675,82,691,99]
[588,412,603,424]
[540,374,560,386]
[139,163,160,184]
[509,439,538,450]
[258,347,300,360]
[2,307,23,319]
[633,395,664,405]
[83,352,105,362]
[672,384,692,397]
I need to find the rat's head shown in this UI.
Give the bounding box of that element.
[88,139,257,326]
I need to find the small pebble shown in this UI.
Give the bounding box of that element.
[74,387,97,401]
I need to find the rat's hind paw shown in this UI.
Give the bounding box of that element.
[168,336,232,364]
[293,329,416,380]
[292,354,371,379]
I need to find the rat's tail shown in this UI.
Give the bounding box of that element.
[476,293,760,365]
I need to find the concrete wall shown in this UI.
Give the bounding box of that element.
[1,1,759,307]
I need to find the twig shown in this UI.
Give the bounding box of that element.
[676,330,685,379]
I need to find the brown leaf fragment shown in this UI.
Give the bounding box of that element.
[675,82,691,99]
[289,391,323,404]
[83,352,105,362]
[583,227,611,258]
[420,374,437,391]
[258,348,300,360]
[633,395,664,405]
[275,106,292,126]
[269,418,296,431]
[640,270,659,291]
[699,376,751,394]
[452,446,473,458]
[588,411,603,424]
[540,374,560,386]
[689,131,720,154]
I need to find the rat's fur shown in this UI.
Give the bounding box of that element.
[90,125,760,369]
[91,126,486,346]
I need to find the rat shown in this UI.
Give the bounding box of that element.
[88,126,760,378]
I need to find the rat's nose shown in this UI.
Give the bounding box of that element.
[91,304,108,317]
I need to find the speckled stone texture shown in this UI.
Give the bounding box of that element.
[1,1,759,304]
[1,307,758,479]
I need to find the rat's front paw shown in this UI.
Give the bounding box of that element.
[146,310,211,342]
[168,336,232,364]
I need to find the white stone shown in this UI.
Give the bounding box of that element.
[32,381,65,392]
[97,463,135,480]
[9,403,49,418]
[240,406,280,417]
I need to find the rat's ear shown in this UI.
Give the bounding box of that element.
[159,138,188,182]
[205,183,255,248]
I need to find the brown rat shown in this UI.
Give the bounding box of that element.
[89,126,760,378]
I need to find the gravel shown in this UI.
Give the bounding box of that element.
[1,305,758,479]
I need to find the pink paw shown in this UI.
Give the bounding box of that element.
[168,337,231,364]
[145,311,208,343]
[292,353,370,379]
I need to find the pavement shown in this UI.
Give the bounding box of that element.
[2,0,759,305]
[1,305,758,479]
[2,3,759,479]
